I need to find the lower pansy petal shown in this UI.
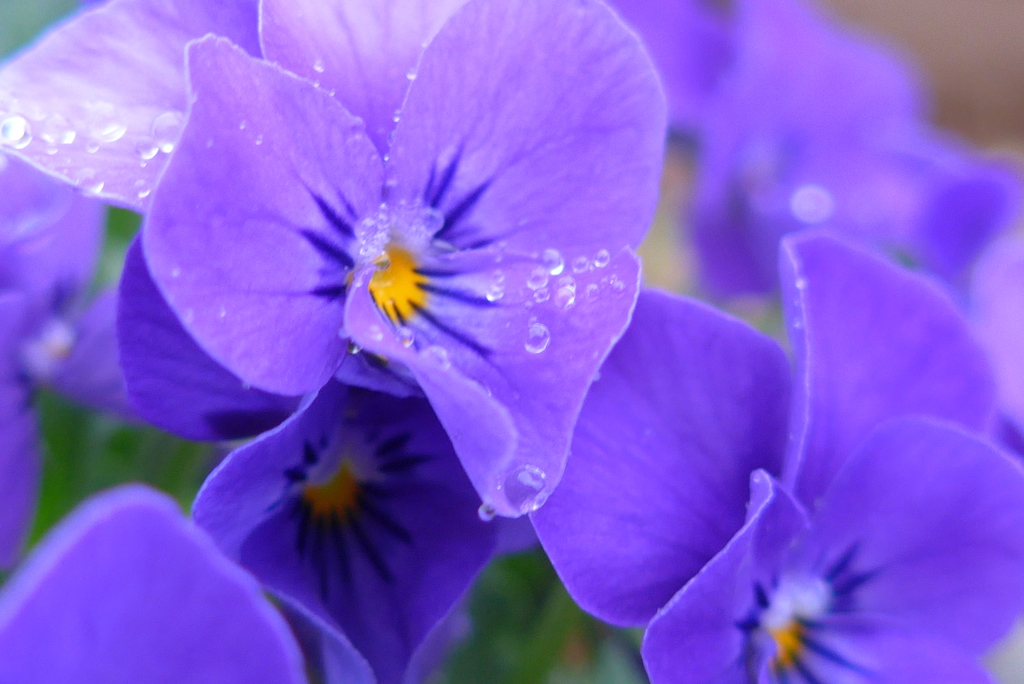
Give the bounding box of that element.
[780,231,997,505]
[0,485,307,683]
[144,36,385,396]
[345,249,642,517]
[791,417,1024,655]
[641,472,808,684]
[193,381,495,684]
[118,239,300,440]
[532,289,790,626]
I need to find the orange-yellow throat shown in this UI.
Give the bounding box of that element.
[769,621,804,670]
[368,245,427,324]
[303,461,360,520]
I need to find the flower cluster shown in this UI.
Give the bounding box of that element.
[0,0,1022,682]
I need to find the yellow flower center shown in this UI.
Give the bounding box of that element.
[368,245,427,325]
[769,620,804,669]
[303,461,360,520]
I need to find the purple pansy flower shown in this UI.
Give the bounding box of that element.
[192,381,495,684]
[0,152,129,567]
[0,484,308,683]
[118,0,665,516]
[615,0,1018,296]
[533,232,1014,680]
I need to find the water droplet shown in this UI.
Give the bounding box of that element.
[586,283,599,299]
[423,345,451,370]
[313,59,325,73]
[239,120,248,130]
[90,120,126,144]
[74,167,99,191]
[0,115,31,149]
[86,141,99,154]
[40,114,74,145]
[137,188,150,199]
[369,324,384,342]
[533,287,550,303]
[392,109,402,123]
[151,110,183,153]
[541,248,564,276]
[501,465,549,514]
[398,327,415,347]
[135,137,159,160]
[477,503,497,522]
[790,184,834,224]
[609,274,626,292]
[406,67,418,81]
[254,134,263,145]
[485,270,505,302]
[527,266,549,290]
[572,255,591,273]
[554,276,576,309]
[593,249,611,268]
[525,321,550,354]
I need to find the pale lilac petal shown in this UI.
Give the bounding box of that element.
[118,239,300,440]
[0,0,259,209]
[532,290,790,626]
[0,485,308,683]
[260,0,467,154]
[780,231,996,505]
[144,37,384,395]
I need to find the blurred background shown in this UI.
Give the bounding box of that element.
[2,0,1023,682]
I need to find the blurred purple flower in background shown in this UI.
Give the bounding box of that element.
[533,232,1014,680]
[193,382,495,684]
[616,0,1019,297]
[0,153,128,567]
[0,484,308,682]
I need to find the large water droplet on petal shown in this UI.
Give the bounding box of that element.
[527,266,549,290]
[0,115,31,149]
[542,248,564,276]
[501,465,549,514]
[151,110,184,153]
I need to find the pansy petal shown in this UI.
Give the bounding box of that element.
[345,251,641,517]
[0,0,259,209]
[260,0,467,154]
[0,290,38,569]
[641,472,808,684]
[0,485,307,683]
[387,0,667,252]
[972,233,1024,437]
[48,288,132,417]
[780,231,996,505]
[790,417,1024,655]
[144,36,384,395]
[532,289,790,626]
[610,0,733,130]
[118,239,300,440]
[0,154,104,311]
[193,382,495,684]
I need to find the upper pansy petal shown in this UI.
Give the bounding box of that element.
[532,289,790,626]
[972,232,1024,436]
[193,382,495,684]
[144,36,384,395]
[345,249,642,517]
[780,232,996,505]
[790,417,1024,655]
[387,0,667,253]
[0,485,308,683]
[0,0,260,209]
[610,0,733,130]
[260,0,468,155]
[641,472,808,684]
[118,239,300,440]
